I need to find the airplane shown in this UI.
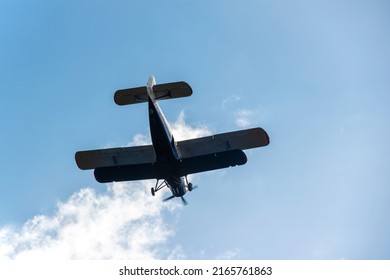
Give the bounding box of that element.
[75,76,270,204]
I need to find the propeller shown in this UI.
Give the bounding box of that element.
[181,196,188,206]
[162,195,175,202]
[162,195,188,206]
[162,181,198,206]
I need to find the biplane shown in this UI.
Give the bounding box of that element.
[75,76,269,204]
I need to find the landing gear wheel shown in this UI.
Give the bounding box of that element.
[188,183,193,191]
[151,187,155,196]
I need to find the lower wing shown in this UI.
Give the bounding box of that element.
[179,149,247,175]
[93,149,247,183]
[94,162,161,183]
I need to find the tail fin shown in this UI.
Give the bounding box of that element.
[146,76,156,99]
[114,76,192,106]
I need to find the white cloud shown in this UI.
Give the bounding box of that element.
[0,182,181,260]
[221,94,241,109]
[215,248,240,260]
[234,107,269,129]
[127,110,211,146]
[0,112,211,260]
[235,108,255,128]
[127,133,151,146]
[170,110,212,140]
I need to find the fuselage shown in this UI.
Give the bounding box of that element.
[146,77,187,197]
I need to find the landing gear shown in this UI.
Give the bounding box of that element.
[151,179,168,196]
[185,176,193,191]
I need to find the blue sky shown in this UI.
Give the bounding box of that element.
[0,0,389,259]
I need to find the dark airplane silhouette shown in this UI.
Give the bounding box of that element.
[75,76,269,204]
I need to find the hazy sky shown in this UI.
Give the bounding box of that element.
[1,0,389,259]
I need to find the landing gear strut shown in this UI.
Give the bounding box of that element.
[151,179,168,196]
[185,176,193,191]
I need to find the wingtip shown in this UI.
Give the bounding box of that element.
[253,127,270,147]
[74,152,85,170]
[264,130,270,145]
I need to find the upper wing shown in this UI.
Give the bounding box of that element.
[114,81,192,105]
[177,127,269,158]
[75,145,155,170]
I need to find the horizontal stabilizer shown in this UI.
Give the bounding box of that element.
[177,127,269,158]
[75,145,155,170]
[114,81,192,105]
